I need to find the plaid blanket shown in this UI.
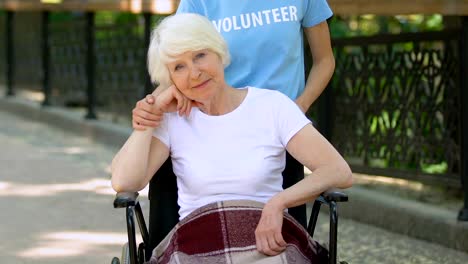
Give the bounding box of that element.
[148,200,328,264]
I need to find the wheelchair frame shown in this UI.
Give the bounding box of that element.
[112,189,348,264]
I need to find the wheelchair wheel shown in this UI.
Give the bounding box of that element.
[111,257,120,264]
[121,243,130,264]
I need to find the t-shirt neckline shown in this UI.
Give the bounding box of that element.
[196,87,250,119]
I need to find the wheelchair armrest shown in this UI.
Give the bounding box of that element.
[113,192,140,208]
[321,188,348,203]
[316,188,348,205]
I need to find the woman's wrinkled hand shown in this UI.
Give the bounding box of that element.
[255,201,287,256]
[131,85,193,131]
[156,85,193,117]
[154,85,192,114]
[132,94,163,131]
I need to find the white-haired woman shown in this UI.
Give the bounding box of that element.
[111,13,352,263]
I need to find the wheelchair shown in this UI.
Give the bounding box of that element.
[111,160,349,264]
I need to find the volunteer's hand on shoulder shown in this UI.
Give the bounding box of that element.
[132,85,193,131]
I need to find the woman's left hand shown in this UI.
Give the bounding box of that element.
[255,200,287,256]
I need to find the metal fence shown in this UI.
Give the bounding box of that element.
[12,12,42,92]
[94,21,146,122]
[49,17,87,107]
[0,11,5,85]
[328,31,462,187]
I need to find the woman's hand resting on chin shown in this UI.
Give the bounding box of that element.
[132,85,194,131]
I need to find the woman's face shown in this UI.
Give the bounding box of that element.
[167,49,225,103]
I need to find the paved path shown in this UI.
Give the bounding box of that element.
[1,110,468,264]
[0,110,146,264]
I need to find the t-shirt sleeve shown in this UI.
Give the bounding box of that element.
[152,113,170,149]
[302,0,333,28]
[176,0,202,14]
[273,92,312,147]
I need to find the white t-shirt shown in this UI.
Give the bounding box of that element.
[153,87,311,219]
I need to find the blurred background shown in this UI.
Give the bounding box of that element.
[1,0,468,263]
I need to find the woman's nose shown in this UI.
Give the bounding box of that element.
[190,67,201,79]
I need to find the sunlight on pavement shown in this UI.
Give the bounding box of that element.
[0,181,11,190]
[353,173,424,191]
[43,146,89,155]
[16,89,44,103]
[0,178,113,197]
[0,178,149,197]
[18,231,127,258]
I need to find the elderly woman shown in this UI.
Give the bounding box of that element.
[111,13,352,263]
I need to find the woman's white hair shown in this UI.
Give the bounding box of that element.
[147,13,230,87]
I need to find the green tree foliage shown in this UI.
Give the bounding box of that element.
[330,15,443,38]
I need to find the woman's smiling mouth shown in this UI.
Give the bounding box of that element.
[192,79,210,89]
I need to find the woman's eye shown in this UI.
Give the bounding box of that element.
[195,52,206,59]
[174,64,183,71]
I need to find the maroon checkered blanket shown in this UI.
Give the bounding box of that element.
[148,200,328,264]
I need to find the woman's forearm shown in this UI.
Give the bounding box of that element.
[111,129,155,192]
[271,160,352,211]
[275,123,352,210]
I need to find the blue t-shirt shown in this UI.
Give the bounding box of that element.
[177,0,333,100]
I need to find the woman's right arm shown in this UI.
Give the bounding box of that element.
[111,86,186,192]
[111,130,169,193]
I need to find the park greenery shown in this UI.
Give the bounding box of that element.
[45,11,444,36]
[330,14,443,37]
